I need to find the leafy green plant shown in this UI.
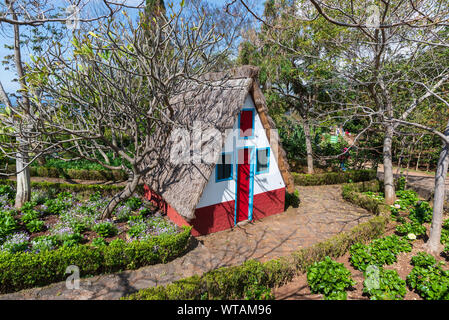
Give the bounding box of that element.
[409,201,432,224]
[126,197,143,211]
[0,211,19,240]
[396,176,406,191]
[90,237,108,247]
[410,252,437,268]
[363,267,406,300]
[31,235,57,253]
[0,185,15,202]
[350,235,412,271]
[92,221,118,237]
[20,210,40,224]
[307,256,355,299]
[395,222,427,237]
[26,219,45,233]
[407,262,449,300]
[285,189,300,209]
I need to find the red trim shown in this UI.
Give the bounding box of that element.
[144,184,286,236]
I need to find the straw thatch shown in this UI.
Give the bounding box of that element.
[142,65,294,221]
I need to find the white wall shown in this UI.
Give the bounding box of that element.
[196,94,285,209]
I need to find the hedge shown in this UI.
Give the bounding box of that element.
[6,165,127,181]
[292,169,377,186]
[0,179,143,197]
[123,180,390,300]
[0,226,191,294]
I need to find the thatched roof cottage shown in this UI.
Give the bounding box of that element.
[142,65,294,236]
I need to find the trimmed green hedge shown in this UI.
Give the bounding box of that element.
[0,179,142,197]
[292,169,377,186]
[0,226,191,294]
[123,180,390,300]
[6,165,127,181]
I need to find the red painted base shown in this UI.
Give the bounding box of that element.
[143,185,286,236]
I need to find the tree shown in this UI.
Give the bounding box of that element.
[0,0,123,208]
[238,0,345,174]
[1,3,228,219]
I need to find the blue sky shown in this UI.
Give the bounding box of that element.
[0,0,263,96]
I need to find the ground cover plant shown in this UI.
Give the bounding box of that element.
[0,184,181,254]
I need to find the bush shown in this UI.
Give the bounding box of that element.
[0,226,191,293]
[26,220,45,233]
[363,267,406,300]
[307,256,355,299]
[0,211,19,240]
[409,201,433,224]
[285,189,300,210]
[292,170,377,186]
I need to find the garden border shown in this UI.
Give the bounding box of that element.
[0,226,191,294]
[292,169,377,186]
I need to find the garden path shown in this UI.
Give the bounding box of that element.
[0,184,372,300]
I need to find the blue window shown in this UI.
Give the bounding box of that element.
[216,152,233,182]
[256,148,270,174]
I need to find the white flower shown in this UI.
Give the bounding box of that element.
[407,233,417,240]
[394,204,401,209]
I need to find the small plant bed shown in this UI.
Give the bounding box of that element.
[0,185,180,252]
[273,189,449,300]
[0,183,190,293]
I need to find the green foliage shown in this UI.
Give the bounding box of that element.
[0,211,19,240]
[395,190,420,209]
[31,236,57,253]
[363,267,406,300]
[395,222,427,237]
[396,176,407,191]
[410,252,437,268]
[92,221,118,237]
[285,189,300,210]
[409,201,433,224]
[90,237,108,247]
[407,260,449,300]
[292,170,377,186]
[0,185,15,202]
[307,256,355,299]
[0,226,191,294]
[125,197,143,211]
[26,219,45,233]
[350,235,412,271]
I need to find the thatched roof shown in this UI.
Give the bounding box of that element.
[142,65,294,221]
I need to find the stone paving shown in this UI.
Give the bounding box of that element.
[0,185,372,300]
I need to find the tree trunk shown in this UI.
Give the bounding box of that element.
[101,173,141,219]
[427,123,449,254]
[302,118,314,174]
[12,10,32,208]
[15,149,31,208]
[383,123,396,205]
[416,149,422,171]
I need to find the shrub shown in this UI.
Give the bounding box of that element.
[285,189,300,210]
[0,185,15,202]
[20,210,41,224]
[0,211,19,240]
[306,256,355,299]
[363,267,406,300]
[292,169,377,186]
